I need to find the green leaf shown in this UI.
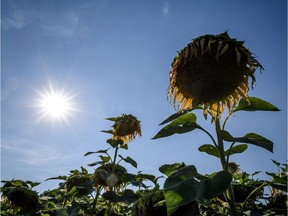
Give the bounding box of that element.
[243,133,273,152]
[251,171,261,177]
[153,113,200,139]
[218,130,234,141]
[234,97,280,112]
[271,159,281,168]
[159,163,186,177]
[225,144,248,156]
[153,122,200,139]
[80,166,88,174]
[219,130,273,152]
[159,110,192,125]
[106,117,118,122]
[164,166,232,215]
[135,173,158,185]
[87,161,103,167]
[198,144,219,158]
[167,113,197,126]
[102,191,120,203]
[119,155,137,168]
[102,190,139,203]
[25,181,41,188]
[84,148,110,156]
[107,139,123,148]
[100,155,110,163]
[121,189,139,203]
[101,130,114,134]
[45,176,67,181]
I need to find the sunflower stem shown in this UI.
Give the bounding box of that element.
[215,119,226,170]
[240,182,267,216]
[92,186,102,215]
[225,142,236,170]
[215,119,237,216]
[198,127,218,148]
[106,145,120,215]
[113,146,119,164]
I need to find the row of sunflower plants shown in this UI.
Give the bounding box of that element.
[1,32,287,215]
[1,111,287,215]
[1,114,160,215]
[0,112,287,215]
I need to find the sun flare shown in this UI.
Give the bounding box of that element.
[35,82,77,123]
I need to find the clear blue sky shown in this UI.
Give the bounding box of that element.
[1,0,287,192]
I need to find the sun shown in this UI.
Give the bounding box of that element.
[39,92,71,119]
[35,82,77,123]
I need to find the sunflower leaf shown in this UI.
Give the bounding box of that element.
[219,130,273,152]
[159,163,187,177]
[106,117,118,122]
[119,155,137,168]
[164,165,232,215]
[107,139,123,148]
[101,130,114,134]
[84,148,110,156]
[99,155,110,163]
[159,110,191,125]
[45,176,67,181]
[243,133,273,152]
[169,113,197,126]
[152,122,201,139]
[153,113,200,139]
[87,161,103,167]
[198,144,219,158]
[233,97,280,112]
[225,144,248,156]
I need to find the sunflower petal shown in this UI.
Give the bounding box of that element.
[218,43,229,58]
[235,47,241,65]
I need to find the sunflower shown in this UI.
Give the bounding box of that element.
[109,114,141,144]
[93,164,127,187]
[168,32,263,120]
[5,186,38,209]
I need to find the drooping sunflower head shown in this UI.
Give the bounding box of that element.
[227,162,240,174]
[3,186,39,209]
[93,164,127,187]
[168,32,263,119]
[65,174,92,195]
[108,114,141,144]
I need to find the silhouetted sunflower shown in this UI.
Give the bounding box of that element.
[168,32,263,119]
[109,114,141,144]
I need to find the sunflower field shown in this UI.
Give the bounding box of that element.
[1,32,287,216]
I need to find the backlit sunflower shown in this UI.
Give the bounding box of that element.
[168,32,263,120]
[109,114,141,144]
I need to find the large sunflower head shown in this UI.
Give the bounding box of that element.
[108,114,141,144]
[168,32,263,119]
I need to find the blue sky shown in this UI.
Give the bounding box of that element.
[1,0,287,192]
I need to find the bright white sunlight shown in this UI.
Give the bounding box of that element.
[35,82,76,123]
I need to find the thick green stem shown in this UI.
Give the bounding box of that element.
[107,145,119,215]
[215,119,227,170]
[92,186,102,215]
[215,119,237,216]
[113,146,119,164]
